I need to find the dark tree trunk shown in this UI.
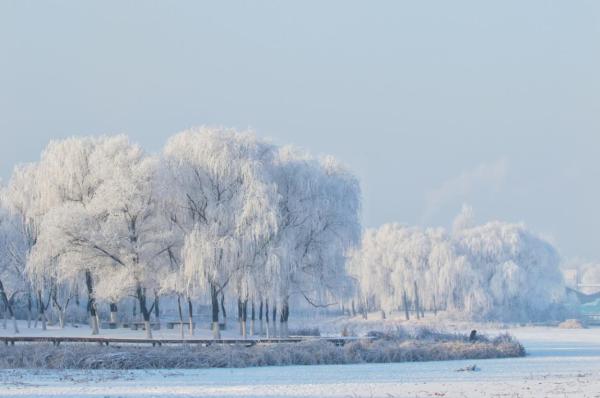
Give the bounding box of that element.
[258,299,264,335]
[37,290,47,331]
[210,283,220,339]
[279,299,289,337]
[177,295,184,339]
[250,300,255,336]
[403,290,410,321]
[237,297,242,335]
[0,279,18,333]
[135,284,153,339]
[220,291,227,327]
[153,290,160,329]
[187,297,194,335]
[241,299,248,338]
[26,290,32,328]
[272,303,277,336]
[413,281,421,320]
[51,283,70,329]
[85,270,99,335]
[265,299,270,337]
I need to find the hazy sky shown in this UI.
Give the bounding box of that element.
[1,1,599,261]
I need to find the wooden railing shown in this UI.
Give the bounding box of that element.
[0,336,358,347]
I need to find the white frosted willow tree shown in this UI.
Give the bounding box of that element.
[0,203,29,334]
[348,207,567,322]
[22,136,110,334]
[161,128,278,339]
[3,163,46,330]
[1,128,363,337]
[264,148,361,336]
[347,224,475,319]
[29,136,173,337]
[453,218,566,321]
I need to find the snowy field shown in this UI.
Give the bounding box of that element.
[1,323,599,397]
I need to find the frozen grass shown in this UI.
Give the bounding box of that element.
[0,328,524,369]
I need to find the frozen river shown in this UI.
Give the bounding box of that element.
[1,326,599,397]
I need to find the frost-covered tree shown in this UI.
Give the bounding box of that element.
[267,148,361,336]
[347,224,470,318]
[3,163,45,329]
[29,136,173,337]
[0,202,29,333]
[161,127,279,339]
[349,208,567,322]
[454,220,565,321]
[2,128,364,337]
[23,136,114,333]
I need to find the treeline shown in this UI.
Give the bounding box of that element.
[0,128,361,338]
[347,206,570,322]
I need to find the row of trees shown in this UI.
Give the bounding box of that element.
[347,206,569,322]
[0,128,361,338]
[0,129,573,336]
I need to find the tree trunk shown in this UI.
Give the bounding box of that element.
[85,270,99,335]
[413,281,421,320]
[0,279,19,334]
[250,300,255,337]
[210,283,221,339]
[432,295,437,316]
[136,284,153,339]
[403,290,410,321]
[241,299,247,339]
[26,291,32,328]
[237,298,243,335]
[177,295,184,339]
[38,290,47,331]
[220,291,227,330]
[33,293,39,329]
[12,314,18,334]
[259,300,264,335]
[272,303,277,337]
[153,290,160,329]
[280,299,289,338]
[187,297,194,336]
[58,310,66,329]
[51,288,69,330]
[2,304,7,329]
[265,299,270,338]
[351,300,357,317]
[381,309,386,320]
[110,302,118,324]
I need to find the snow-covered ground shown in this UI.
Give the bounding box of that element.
[1,321,600,397]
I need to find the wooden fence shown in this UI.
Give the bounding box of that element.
[0,336,359,347]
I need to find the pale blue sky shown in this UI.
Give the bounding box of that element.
[0,1,599,260]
